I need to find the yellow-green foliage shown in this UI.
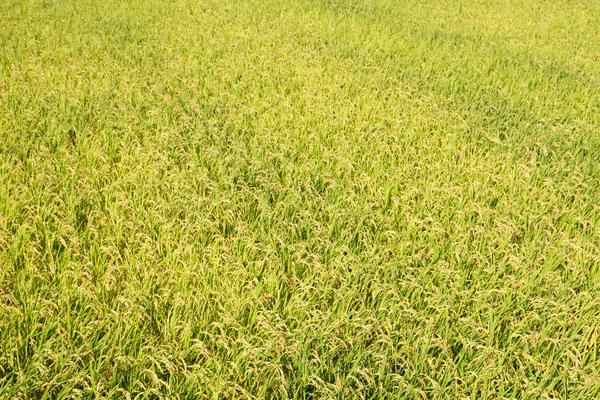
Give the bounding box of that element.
[1,0,600,398]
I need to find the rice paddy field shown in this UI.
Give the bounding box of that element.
[2,0,600,398]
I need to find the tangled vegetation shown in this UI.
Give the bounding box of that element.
[1,0,600,398]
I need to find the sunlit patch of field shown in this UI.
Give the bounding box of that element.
[1,0,600,398]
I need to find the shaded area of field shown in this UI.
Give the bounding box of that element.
[1,0,600,398]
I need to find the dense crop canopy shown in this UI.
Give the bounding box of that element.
[1,0,600,398]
